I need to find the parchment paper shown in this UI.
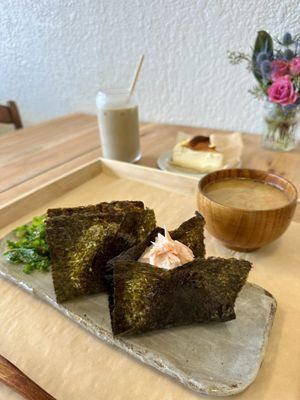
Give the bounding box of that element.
[0,173,299,400]
[176,131,243,168]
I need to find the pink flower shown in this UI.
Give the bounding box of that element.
[271,60,290,81]
[267,75,298,106]
[290,57,300,76]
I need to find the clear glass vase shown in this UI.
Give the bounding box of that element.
[262,101,298,151]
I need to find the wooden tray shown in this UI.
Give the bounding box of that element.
[0,158,276,396]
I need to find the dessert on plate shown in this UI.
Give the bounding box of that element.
[171,135,224,173]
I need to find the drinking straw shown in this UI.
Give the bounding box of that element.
[129,54,144,96]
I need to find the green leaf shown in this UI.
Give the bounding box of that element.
[4,215,51,274]
[252,30,273,83]
[293,76,300,90]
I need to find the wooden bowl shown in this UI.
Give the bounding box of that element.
[197,169,298,252]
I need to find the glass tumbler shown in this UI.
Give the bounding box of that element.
[96,88,141,162]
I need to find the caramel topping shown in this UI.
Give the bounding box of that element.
[184,136,216,152]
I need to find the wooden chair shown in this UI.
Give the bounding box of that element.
[0,101,23,129]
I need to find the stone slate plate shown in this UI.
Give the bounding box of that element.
[0,236,276,396]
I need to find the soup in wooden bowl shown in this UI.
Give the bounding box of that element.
[197,169,297,251]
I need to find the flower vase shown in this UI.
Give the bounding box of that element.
[262,101,298,151]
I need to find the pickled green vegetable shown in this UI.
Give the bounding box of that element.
[4,216,50,274]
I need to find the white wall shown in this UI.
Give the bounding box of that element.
[1,0,299,134]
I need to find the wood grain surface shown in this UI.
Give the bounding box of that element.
[1,113,299,222]
[0,102,23,130]
[0,355,55,400]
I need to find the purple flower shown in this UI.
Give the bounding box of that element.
[282,32,293,46]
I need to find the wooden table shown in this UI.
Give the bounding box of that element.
[1,112,299,220]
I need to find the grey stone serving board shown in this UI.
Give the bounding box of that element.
[0,236,276,397]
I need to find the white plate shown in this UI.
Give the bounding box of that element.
[157,151,207,177]
[157,150,241,178]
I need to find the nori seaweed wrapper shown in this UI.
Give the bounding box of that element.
[109,258,251,336]
[46,201,155,303]
[105,213,205,280]
[107,215,251,335]
[169,211,205,258]
[47,201,145,218]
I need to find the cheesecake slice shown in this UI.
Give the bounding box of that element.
[171,135,223,173]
